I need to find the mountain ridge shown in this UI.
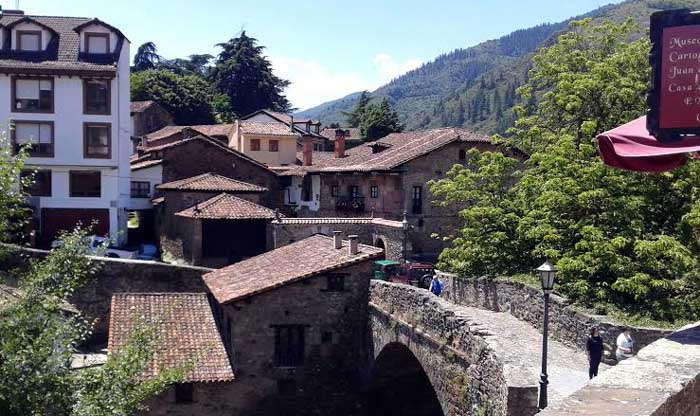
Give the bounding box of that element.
[296,0,700,134]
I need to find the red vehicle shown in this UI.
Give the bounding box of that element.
[388,262,435,289]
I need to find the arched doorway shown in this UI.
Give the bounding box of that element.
[374,237,386,260]
[368,342,444,416]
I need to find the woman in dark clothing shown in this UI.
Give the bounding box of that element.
[586,327,604,379]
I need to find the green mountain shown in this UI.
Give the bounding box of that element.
[296,0,700,134]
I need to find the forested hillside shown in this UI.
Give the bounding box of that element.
[297,0,700,134]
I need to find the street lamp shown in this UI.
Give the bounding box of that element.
[536,260,557,410]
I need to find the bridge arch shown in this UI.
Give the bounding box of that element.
[367,280,509,416]
[368,342,444,416]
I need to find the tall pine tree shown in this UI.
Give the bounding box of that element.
[209,31,291,118]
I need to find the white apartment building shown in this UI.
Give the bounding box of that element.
[0,10,131,245]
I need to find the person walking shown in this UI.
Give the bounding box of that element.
[586,327,604,379]
[616,328,634,362]
[429,275,442,297]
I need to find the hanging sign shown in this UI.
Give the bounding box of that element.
[648,9,700,141]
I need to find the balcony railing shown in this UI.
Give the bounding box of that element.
[336,196,365,212]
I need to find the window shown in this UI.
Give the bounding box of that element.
[70,171,101,197]
[85,32,109,54]
[174,383,194,404]
[349,185,360,199]
[269,139,279,152]
[370,185,379,198]
[250,138,261,151]
[21,170,51,196]
[130,181,150,198]
[412,186,423,215]
[321,331,333,343]
[12,77,53,112]
[84,79,110,114]
[13,121,54,157]
[84,123,111,159]
[331,184,339,197]
[459,149,467,160]
[325,274,345,292]
[17,30,41,52]
[274,325,305,367]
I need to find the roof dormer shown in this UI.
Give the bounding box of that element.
[73,18,125,56]
[6,16,56,53]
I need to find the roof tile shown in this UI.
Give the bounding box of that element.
[108,293,234,383]
[158,173,267,193]
[203,234,383,303]
[175,193,278,220]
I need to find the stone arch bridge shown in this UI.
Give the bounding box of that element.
[365,281,593,416]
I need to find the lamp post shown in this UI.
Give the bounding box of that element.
[536,260,557,410]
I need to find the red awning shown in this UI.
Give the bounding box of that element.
[597,116,700,173]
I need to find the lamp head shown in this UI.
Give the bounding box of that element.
[536,260,557,293]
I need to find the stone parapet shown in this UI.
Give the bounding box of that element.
[437,272,672,357]
[539,322,700,416]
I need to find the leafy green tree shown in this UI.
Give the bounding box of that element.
[209,31,291,117]
[132,42,161,72]
[0,226,184,416]
[430,19,700,322]
[131,70,215,125]
[359,98,403,141]
[158,54,214,77]
[344,90,370,127]
[0,128,30,245]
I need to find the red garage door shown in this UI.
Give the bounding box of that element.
[41,208,110,245]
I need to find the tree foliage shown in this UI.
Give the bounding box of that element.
[343,90,370,128]
[430,19,700,322]
[209,31,291,117]
[131,69,215,125]
[132,42,162,72]
[359,98,403,141]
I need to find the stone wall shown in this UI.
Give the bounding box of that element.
[438,273,672,356]
[0,245,212,343]
[213,260,375,415]
[539,322,700,416]
[368,280,510,416]
[272,218,408,261]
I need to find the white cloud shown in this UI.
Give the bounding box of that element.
[373,53,422,82]
[270,53,422,111]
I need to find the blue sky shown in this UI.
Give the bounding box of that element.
[4,0,622,110]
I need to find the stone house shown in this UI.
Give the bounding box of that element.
[156,173,276,267]
[130,100,173,151]
[108,293,234,416]
[202,233,383,415]
[279,127,525,260]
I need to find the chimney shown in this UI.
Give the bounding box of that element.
[333,231,342,249]
[303,136,313,166]
[348,235,359,255]
[334,128,346,158]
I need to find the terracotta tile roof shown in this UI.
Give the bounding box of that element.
[130,100,156,113]
[143,124,234,144]
[0,15,121,75]
[239,121,300,137]
[280,127,491,175]
[130,159,163,171]
[203,234,383,304]
[320,127,362,141]
[151,196,165,205]
[175,193,278,220]
[158,173,267,193]
[108,293,233,383]
[138,135,272,171]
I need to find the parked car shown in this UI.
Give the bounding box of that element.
[52,235,138,259]
[373,260,435,289]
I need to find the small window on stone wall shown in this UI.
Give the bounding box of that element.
[324,274,345,292]
[459,149,466,160]
[321,331,333,343]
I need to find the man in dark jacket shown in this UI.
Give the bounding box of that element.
[586,327,604,379]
